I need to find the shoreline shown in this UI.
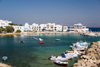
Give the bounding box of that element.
[0,63,12,67]
[73,41,100,67]
[0,32,70,36]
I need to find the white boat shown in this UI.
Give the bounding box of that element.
[71,42,90,51]
[39,38,43,41]
[33,37,38,40]
[2,56,8,61]
[55,39,60,41]
[54,61,68,66]
[50,50,79,61]
[97,33,100,36]
[87,32,97,37]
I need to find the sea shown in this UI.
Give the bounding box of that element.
[0,28,100,67]
[89,27,100,32]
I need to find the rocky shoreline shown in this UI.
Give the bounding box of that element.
[0,63,12,67]
[73,41,100,67]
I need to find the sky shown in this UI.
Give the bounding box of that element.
[0,0,100,27]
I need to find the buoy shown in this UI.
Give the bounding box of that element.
[2,56,8,61]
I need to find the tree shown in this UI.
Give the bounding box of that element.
[0,29,2,33]
[6,26,14,33]
[16,30,21,33]
[9,23,15,26]
[42,28,46,31]
[1,28,7,32]
[19,24,22,26]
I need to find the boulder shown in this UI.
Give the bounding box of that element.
[97,41,100,44]
[91,42,98,45]
[91,45,97,49]
[86,48,95,54]
[81,55,90,60]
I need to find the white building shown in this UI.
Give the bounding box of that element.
[46,23,55,31]
[0,19,12,28]
[13,26,24,32]
[63,26,68,32]
[13,22,67,33]
[55,25,62,32]
[32,23,39,32]
[69,23,89,32]
[39,24,46,31]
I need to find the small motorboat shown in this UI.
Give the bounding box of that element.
[55,39,60,41]
[39,42,44,44]
[39,38,43,41]
[2,56,8,61]
[33,37,38,40]
[54,61,68,66]
[20,40,25,43]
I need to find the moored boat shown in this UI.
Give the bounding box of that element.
[2,56,8,61]
[54,61,68,66]
[55,39,60,41]
[20,40,25,43]
[39,42,44,44]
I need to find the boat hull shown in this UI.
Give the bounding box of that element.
[54,62,68,66]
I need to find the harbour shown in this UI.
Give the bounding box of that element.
[0,32,100,67]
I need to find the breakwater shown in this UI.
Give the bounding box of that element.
[73,41,100,67]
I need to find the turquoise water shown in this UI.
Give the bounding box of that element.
[0,33,100,67]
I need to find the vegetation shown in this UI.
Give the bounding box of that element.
[0,27,7,33]
[9,23,22,26]
[42,28,46,31]
[0,28,2,33]
[16,30,21,33]
[1,28,7,32]
[6,26,14,33]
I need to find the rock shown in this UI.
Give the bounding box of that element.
[73,63,81,67]
[73,41,100,67]
[81,55,90,60]
[90,64,98,67]
[97,41,100,44]
[0,63,12,67]
[91,42,98,45]
[91,45,97,49]
[86,48,95,54]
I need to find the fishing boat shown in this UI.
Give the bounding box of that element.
[54,61,68,66]
[55,39,60,41]
[39,38,43,41]
[33,37,38,40]
[2,56,8,61]
[20,40,25,43]
[39,42,44,44]
[70,41,90,51]
[50,50,79,61]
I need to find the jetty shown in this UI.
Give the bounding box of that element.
[73,41,100,67]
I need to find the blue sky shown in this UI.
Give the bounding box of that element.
[0,0,100,27]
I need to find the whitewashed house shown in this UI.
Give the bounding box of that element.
[55,25,62,32]
[63,26,68,32]
[32,23,39,32]
[13,22,68,33]
[39,24,46,31]
[13,26,24,32]
[69,23,89,32]
[0,19,12,28]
